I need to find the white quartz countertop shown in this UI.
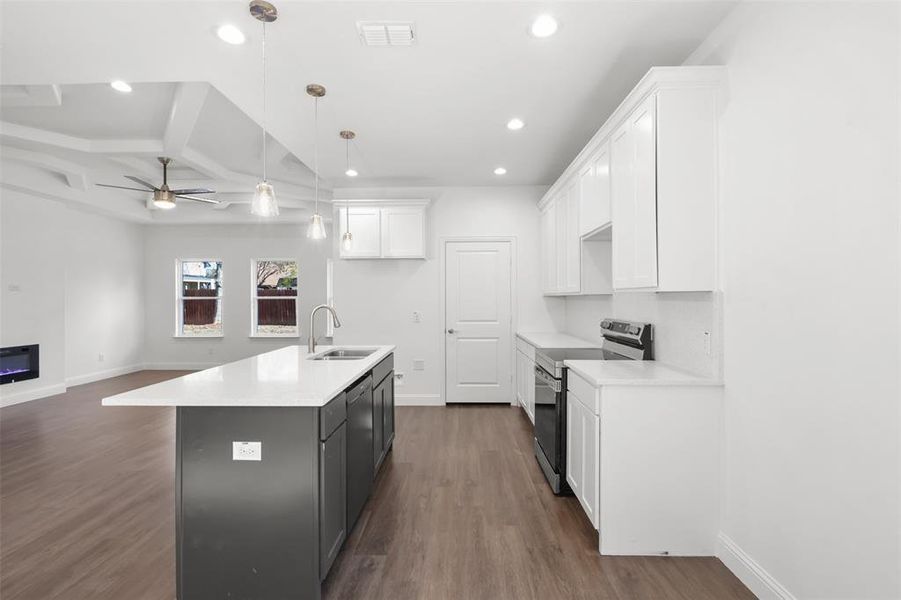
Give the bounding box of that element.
[102,345,395,407]
[516,331,600,349]
[564,359,722,387]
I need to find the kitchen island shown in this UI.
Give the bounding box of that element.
[103,345,396,600]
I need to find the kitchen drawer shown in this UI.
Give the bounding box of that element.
[371,353,394,386]
[567,370,600,416]
[320,392,347,440]
[515,337,536,361]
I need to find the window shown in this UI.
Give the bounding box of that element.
[252,259,298,336]
[177,260,223,337]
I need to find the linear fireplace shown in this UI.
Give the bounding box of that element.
[1,345,39,385]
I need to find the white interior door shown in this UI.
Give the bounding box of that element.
[444,241,512,403]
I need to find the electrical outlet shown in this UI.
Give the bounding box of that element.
[394,372,405,386]
[232,441,262,461]
[704,331,712,356]
[413,359,425,371]
[98,353,105,362]
[412,311,422,323]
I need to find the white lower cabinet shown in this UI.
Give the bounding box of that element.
[514,339,536,423]
[565,367,723,556]
[566,387,599,529]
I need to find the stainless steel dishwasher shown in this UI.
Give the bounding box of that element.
[345,375,373,531]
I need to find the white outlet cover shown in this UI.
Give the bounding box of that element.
[413,359,425,371]
[232,441,262,461]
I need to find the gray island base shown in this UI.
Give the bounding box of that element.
[103,346,396,600]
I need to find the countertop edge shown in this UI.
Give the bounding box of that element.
[516,331,601,349]
[563,359,723,387]
[101,345,397,408]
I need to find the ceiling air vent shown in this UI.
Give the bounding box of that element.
[357,21,415,46]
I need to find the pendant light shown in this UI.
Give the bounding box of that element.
[339,130,356,251]
[250,0,279,217]
[341,130,358,178]
[306,84,328,240]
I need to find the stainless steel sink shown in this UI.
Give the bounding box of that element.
[311,348,379,361]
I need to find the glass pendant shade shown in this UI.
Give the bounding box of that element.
[251,181,279,217]
[341,231,353,251]
[307,213,327,240]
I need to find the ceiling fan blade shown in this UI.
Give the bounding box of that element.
[124,175,159,191]
[177,195,221,205]
[170,188,216,195]
[97,183,152,192]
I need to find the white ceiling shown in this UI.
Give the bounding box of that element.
[0,0,736,222]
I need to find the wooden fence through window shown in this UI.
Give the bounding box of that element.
[182,288,296,326]
[256,289,297,326]
[183,288,218,325]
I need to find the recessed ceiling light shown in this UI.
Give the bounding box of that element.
[494,167,507,176]
[110,80,132,93]
[345,169,358,177]
[530,14,558,38]
[507,118,525,131]
[217,24,246,45]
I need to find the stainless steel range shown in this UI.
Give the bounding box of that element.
[534,319,653,494]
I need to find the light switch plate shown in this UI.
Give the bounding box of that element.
[232,441,262,461]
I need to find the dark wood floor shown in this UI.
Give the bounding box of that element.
[1,372,754,600]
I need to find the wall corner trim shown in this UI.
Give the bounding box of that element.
[717,532,797,600]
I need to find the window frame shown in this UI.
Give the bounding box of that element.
[250,258,300,338]
[175,258,224,338]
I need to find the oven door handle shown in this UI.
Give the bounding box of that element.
[535,366,561,393]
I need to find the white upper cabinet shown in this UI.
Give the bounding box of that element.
[541,185,581,295]
[579,141,612,237]
[336,200,429,259]
[337,207,382,258]
[562,183,581,293]
[380,207,425,258]
[540,201,557,294]
[537,66,723,294]
[611,94,659,289]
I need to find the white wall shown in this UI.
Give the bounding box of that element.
[331,186,565,403]
[65,209,144,385]
[687,3,900,598]
[142,224,330,368]
[0,190,68,404]
[564,292,720,378]
[1,189,145,405]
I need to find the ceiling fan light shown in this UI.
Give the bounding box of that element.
[307,213,327,240]
[341,231,353,251]
[251,181,279,217]
[153,190,176,210]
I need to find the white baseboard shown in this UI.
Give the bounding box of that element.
[66,364,143,387]
[395,393,443,406]
[717,533,796,600]
[142,362,219,371]
[0,383,67,408]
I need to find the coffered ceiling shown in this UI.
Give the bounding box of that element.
[0,0,737,222]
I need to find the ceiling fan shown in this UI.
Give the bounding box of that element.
[96,157,219,210]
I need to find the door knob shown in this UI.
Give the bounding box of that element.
[447,329,455,334]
